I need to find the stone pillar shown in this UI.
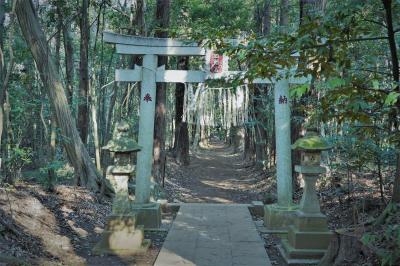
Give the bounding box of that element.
[133,54,161,229]
[136,54,158,204]
[274,78,293,207]
[264,76,298,234]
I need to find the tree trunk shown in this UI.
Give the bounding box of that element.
[175,122,189,166]
[153,0,170,183]
[262,0,271,35]
[77,0,89,145]
[393,154,400,203]
[200,124,208,147]
[46,6,64,190]
[15,0,103,192]
[48,116,57,191]
[0,0,5,171]
[381,0,400,203]
[0,0,4,49]
[381,0,399,88]
[272,120,276,165]
[244,85,255,161]
[232,126,244,154]
[192,87,204,151]
[252,3,270,167]
[243,126,254,161]
[295,0,324,189]
[90,74,101,172]
[63,16,74,104]
[174,56,189,151]
[134,0,146,36]
[254,86,267,168]
[101,82,117,169]
[279,0,288,27]
[319,230,364,266]
[0,0,15,182]
[153,83,167,183]
[3,87,11,183]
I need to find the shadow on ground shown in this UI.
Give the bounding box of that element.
[164,141,271,204]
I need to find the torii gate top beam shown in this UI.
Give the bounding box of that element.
[103,32,309,85]
[104,31,199,47]
[104,31,205,56]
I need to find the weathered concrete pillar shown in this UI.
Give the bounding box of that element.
[274,78,293,207]
[135,54,158,204]
[133,54,162,229]
[264,75,298,233]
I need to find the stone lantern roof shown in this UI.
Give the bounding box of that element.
[103,121,142,152]
[292,128,332,151]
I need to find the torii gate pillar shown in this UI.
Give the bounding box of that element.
[136,54,157,203]
[275,77,293,207]
[264,77,299,234]
[133,54,162,229]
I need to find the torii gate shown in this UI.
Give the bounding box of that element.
[103,32,309,230]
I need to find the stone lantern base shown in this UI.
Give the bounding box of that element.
[279,210,332,264]
[133,203,162,230]
[93,214,151,255]
[264,204,299,234]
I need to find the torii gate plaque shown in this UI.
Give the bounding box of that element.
[104,32,309,231]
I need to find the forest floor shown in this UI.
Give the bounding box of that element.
[0,139,392,265]
[0,184,173,266]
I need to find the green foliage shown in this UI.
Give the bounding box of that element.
[4,147,32,180]
[38,160,63,188]
[39,160,63,175]
[384,92,400,106]
[170,0,254,40]
[326,78,346,89]
[290,84,309,99]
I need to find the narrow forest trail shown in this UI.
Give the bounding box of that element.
[165,140,266,203]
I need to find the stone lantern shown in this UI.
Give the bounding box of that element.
[93,121,150,255]
[280,128,333,264]
[103,121,141,214]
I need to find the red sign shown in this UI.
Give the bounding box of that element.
[210,52,223,73]
[144,93,152,102]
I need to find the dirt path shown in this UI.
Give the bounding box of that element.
[165,140,266,203]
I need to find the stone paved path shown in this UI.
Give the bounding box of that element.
[154,204,271,266]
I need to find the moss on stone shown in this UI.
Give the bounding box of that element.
[103,121,142,152]
[104,137,142,152]
[292,135,332,151]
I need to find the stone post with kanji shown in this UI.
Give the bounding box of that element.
[264,76,299,233]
